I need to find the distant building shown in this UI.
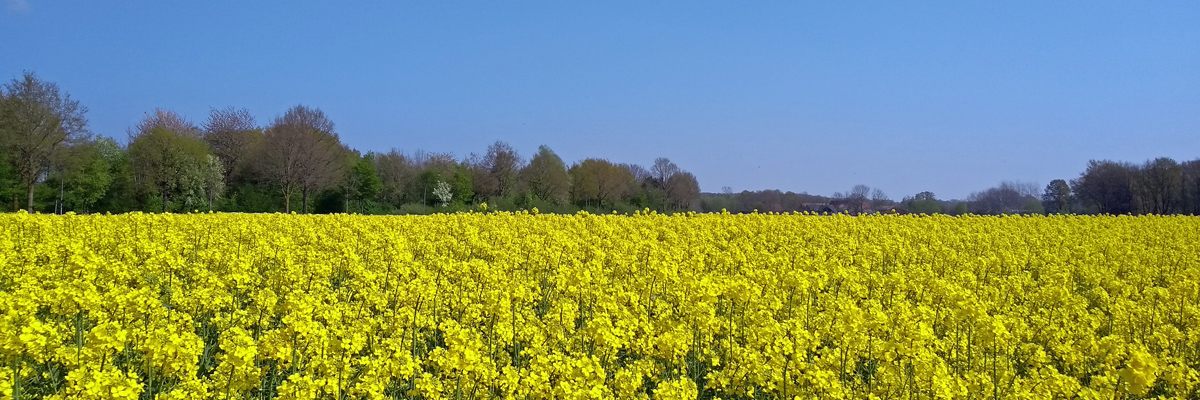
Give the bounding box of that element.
[799,200,907,215]
[803,203,837,214]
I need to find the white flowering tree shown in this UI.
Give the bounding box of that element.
[432,180,452,207]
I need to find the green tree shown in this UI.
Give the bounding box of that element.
[1041,179,1072,214]
[569,159,635,208]
[0,71,90,211]
[200,154,225,211]
[59,139,113,213]
[127,127,213,212]
[520,145,570,204]
[665,171,701,210]
[91,137,138,213]
[344,153,383,213]
[451,164,474,205]
[953,202,969,215]
[1023,197,1045,214]
[417,169,442,206]
[905,191,941,214]
[0,148,18,211]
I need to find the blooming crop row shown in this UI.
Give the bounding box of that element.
[1,211,1198,399]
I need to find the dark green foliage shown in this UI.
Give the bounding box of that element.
[451,164,474,205]
[219,182,283,213]
[343,154,383,213]
[1042,179,1072,214]
[313,188,344,214]
[0,148,18,212]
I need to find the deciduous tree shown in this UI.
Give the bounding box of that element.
[967,181,1039,214]
[870,188,890,210]
[343,153,382,213]
[202,106,260,183]
[128,127,212,212]
[480,141,522,199]
[665,171,701,210]
[0,71,90,211]
[1041,179,1072,214]
[650,157,680,187]
[519,145,570,204]
[1182,159,1200,215]
[259,105,347,213]
[623,163,652,184]
[373,149,416,207]
[200,154,225,211]
[451,164,474,205]
[846,184,871,214]
[130,108,199,139]
[569,159,635,208]
[1071,160,1135,214]
[1132,157,1182,214]
[59,139,113,213]
[904,191,941,214]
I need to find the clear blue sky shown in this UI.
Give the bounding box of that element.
[3,2,1197,200]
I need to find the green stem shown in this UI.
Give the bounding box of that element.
[10,357,21,400]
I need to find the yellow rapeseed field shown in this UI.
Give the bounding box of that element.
[1,211,1198,399]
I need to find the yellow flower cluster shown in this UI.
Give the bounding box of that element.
[1,211,1198,399]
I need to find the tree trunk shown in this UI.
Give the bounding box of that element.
[283,190,291,213]
[302,189,309,214]
[26,183,35,213]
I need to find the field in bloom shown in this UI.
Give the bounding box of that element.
[1,212,1199,399]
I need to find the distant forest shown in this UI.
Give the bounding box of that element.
[703,156,1200,216]
[3,72,1200,216]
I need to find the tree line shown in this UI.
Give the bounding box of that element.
[696,158,1200,216]
[0,72,702,215]
[1046,158,1200,215]
[4,72,1197,217]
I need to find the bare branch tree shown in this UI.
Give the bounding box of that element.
[129,108,199,141]
[650,157,680,187]
[1071,160,1134,214]
[621,163,652,184]
[374,149,415,206]
[1183,159,1200,215]
[848,184,871,214]
[259,105,347,213]
[870,188,890,210]
[202,106,259,182]
[968,181,1041,214]
[1132,157,1183,214]
[481,141,522,199]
